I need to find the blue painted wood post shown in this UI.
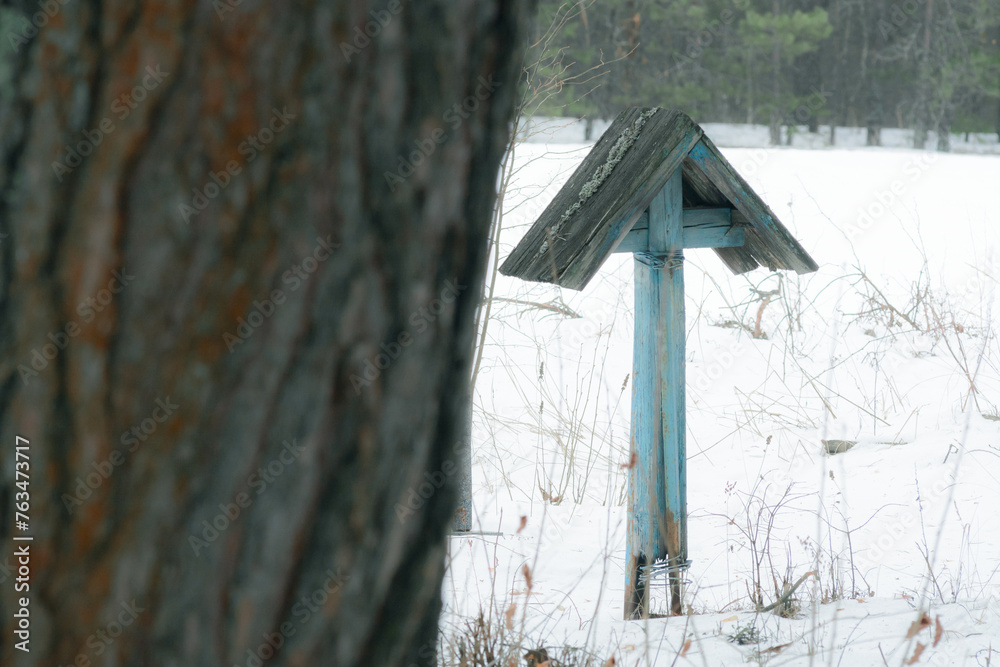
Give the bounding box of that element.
[624,170,688,619]
[658,256,688,617]
[625,254,669,618]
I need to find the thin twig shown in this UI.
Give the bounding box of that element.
[757,570,815,613]
[490,296,581,318]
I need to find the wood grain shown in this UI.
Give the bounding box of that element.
[625,253,669,619]
[624,173,689,619]
[502,109,817,289]
[0,2,532,665]
[685,136,819,274]
[614,208,743,253]
[500,108,702,290]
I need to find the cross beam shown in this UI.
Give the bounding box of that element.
[614,208,745,254]
[624,170,745,619]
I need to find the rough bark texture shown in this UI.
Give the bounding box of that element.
[0,1,532,665]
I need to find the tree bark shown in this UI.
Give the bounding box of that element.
[0,1,533,666]
[914,0,935,149]
[995,50,1000,142]
[863,0,882,147]
[768,0,783,146]
[996,65,1000,141]
[864,78,883,147]
[794,0,826,134]
[936,106,951,152]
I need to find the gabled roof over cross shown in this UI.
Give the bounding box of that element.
[500,108,818,290]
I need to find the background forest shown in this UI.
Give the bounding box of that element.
[530,0,1000,149]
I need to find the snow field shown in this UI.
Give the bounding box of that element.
[442,133,1000,666]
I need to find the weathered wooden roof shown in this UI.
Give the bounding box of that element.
[499,108,818,290]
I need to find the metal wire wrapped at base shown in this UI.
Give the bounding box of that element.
[637,556,692,584]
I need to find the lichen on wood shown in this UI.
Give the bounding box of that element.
[538,108,658,255]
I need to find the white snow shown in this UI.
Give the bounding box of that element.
[443,126,1000,666]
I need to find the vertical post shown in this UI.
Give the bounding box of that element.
[453,387,472,532]
[659,248,687,616]
[625,254,669,619]
[624,170,688,619]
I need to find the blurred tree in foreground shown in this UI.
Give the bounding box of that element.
[0,1,533,665]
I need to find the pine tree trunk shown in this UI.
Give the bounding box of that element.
[996,65,1000,141]
[936,108,951,152]
[768,0,783,146]
[863,0,882,147]
[913,0,935,149]
[0,2,533,666]
[795,0,826,134]
[865,84,883,146]
[828,0,846,145]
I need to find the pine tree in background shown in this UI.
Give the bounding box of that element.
[530,0,1000,142]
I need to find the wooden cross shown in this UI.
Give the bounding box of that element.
[495,108,817,620]
[615,169,745,618]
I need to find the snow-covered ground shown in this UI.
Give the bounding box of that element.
[442,126,1000,665]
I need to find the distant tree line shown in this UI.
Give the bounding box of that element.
[529,0,1000,148]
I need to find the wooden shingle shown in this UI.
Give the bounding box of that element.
[500,108,818,290]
